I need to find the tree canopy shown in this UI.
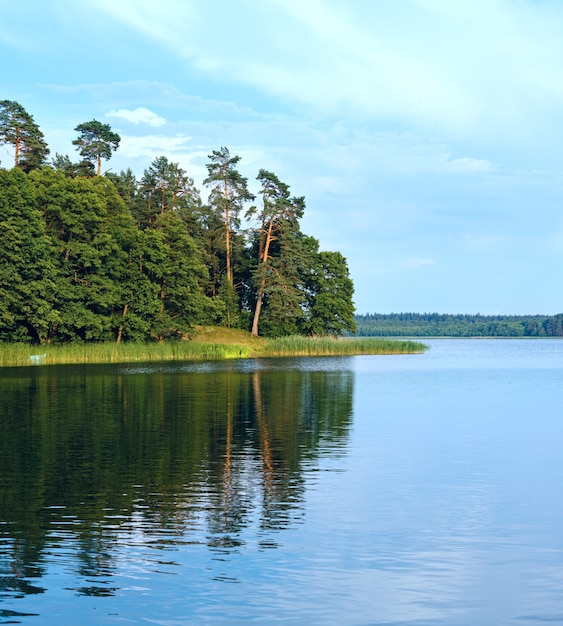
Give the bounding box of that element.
[203,146,254,288]
[0,100,49,172]
[0,101,355,343]
[72,120,121,176]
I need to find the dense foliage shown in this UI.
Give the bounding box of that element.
[0,101,356,344]
[354,312,563,337]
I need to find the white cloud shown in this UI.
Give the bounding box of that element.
[118,134,193,159]
[84,0,563,149]
[111,134,209,182]
[106,107,166,127]
[42,80,258,120]
[6,0,563,315]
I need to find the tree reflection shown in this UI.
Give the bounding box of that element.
[0,361,353,597]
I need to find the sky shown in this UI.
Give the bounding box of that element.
[2,0,563,315]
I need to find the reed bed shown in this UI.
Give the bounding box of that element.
[261,336,427,357]
[0,342,253,367]
[0,336,426,367]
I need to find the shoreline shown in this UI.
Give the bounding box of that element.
[0,335,428,368]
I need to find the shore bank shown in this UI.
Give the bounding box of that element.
[0,328,427,367]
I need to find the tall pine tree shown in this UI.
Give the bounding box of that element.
[203,147,254,287]
[72,120,120,176]
[0,100,49,172]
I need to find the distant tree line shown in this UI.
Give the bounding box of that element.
[0,100,355,343]
[354,312,563,337]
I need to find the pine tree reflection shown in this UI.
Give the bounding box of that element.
[253,370,275,502]
[0,362,354,597]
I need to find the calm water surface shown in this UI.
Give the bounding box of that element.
[1,339,563,625]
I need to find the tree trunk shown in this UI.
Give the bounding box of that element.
[116,302,129,344]
[251,219,274,336]
[223,374,233,525]
[251,281,265,337]
[224,179,232,284]
[96,138,102,175]
[14,132,20,167]
[252,371,274,497]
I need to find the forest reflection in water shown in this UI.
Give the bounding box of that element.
[0,358,354,605]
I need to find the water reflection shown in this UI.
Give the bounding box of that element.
[0,360,353,604]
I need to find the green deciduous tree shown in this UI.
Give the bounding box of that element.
[30,168,136,341]
[72,120,120,176]
[140,211,213,341]
[0,169,58,342]
[307,251,355,336]
[0,100,49,172]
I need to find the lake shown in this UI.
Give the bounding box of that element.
[1,339,563,625]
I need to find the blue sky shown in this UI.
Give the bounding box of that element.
[3,0,563,314]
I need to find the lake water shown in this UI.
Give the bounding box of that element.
[1,339,563,625]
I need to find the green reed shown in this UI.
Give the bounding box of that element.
[0,342,253,367]
[261,336,427,357]
[0,336,426,367]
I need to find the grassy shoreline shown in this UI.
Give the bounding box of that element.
[0,329,427,368]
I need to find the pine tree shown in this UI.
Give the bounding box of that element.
[0,100,49,172]
[140,156,200,227]
[72,120,120,176]
[203,147,254,286]
[247,170,305,337]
